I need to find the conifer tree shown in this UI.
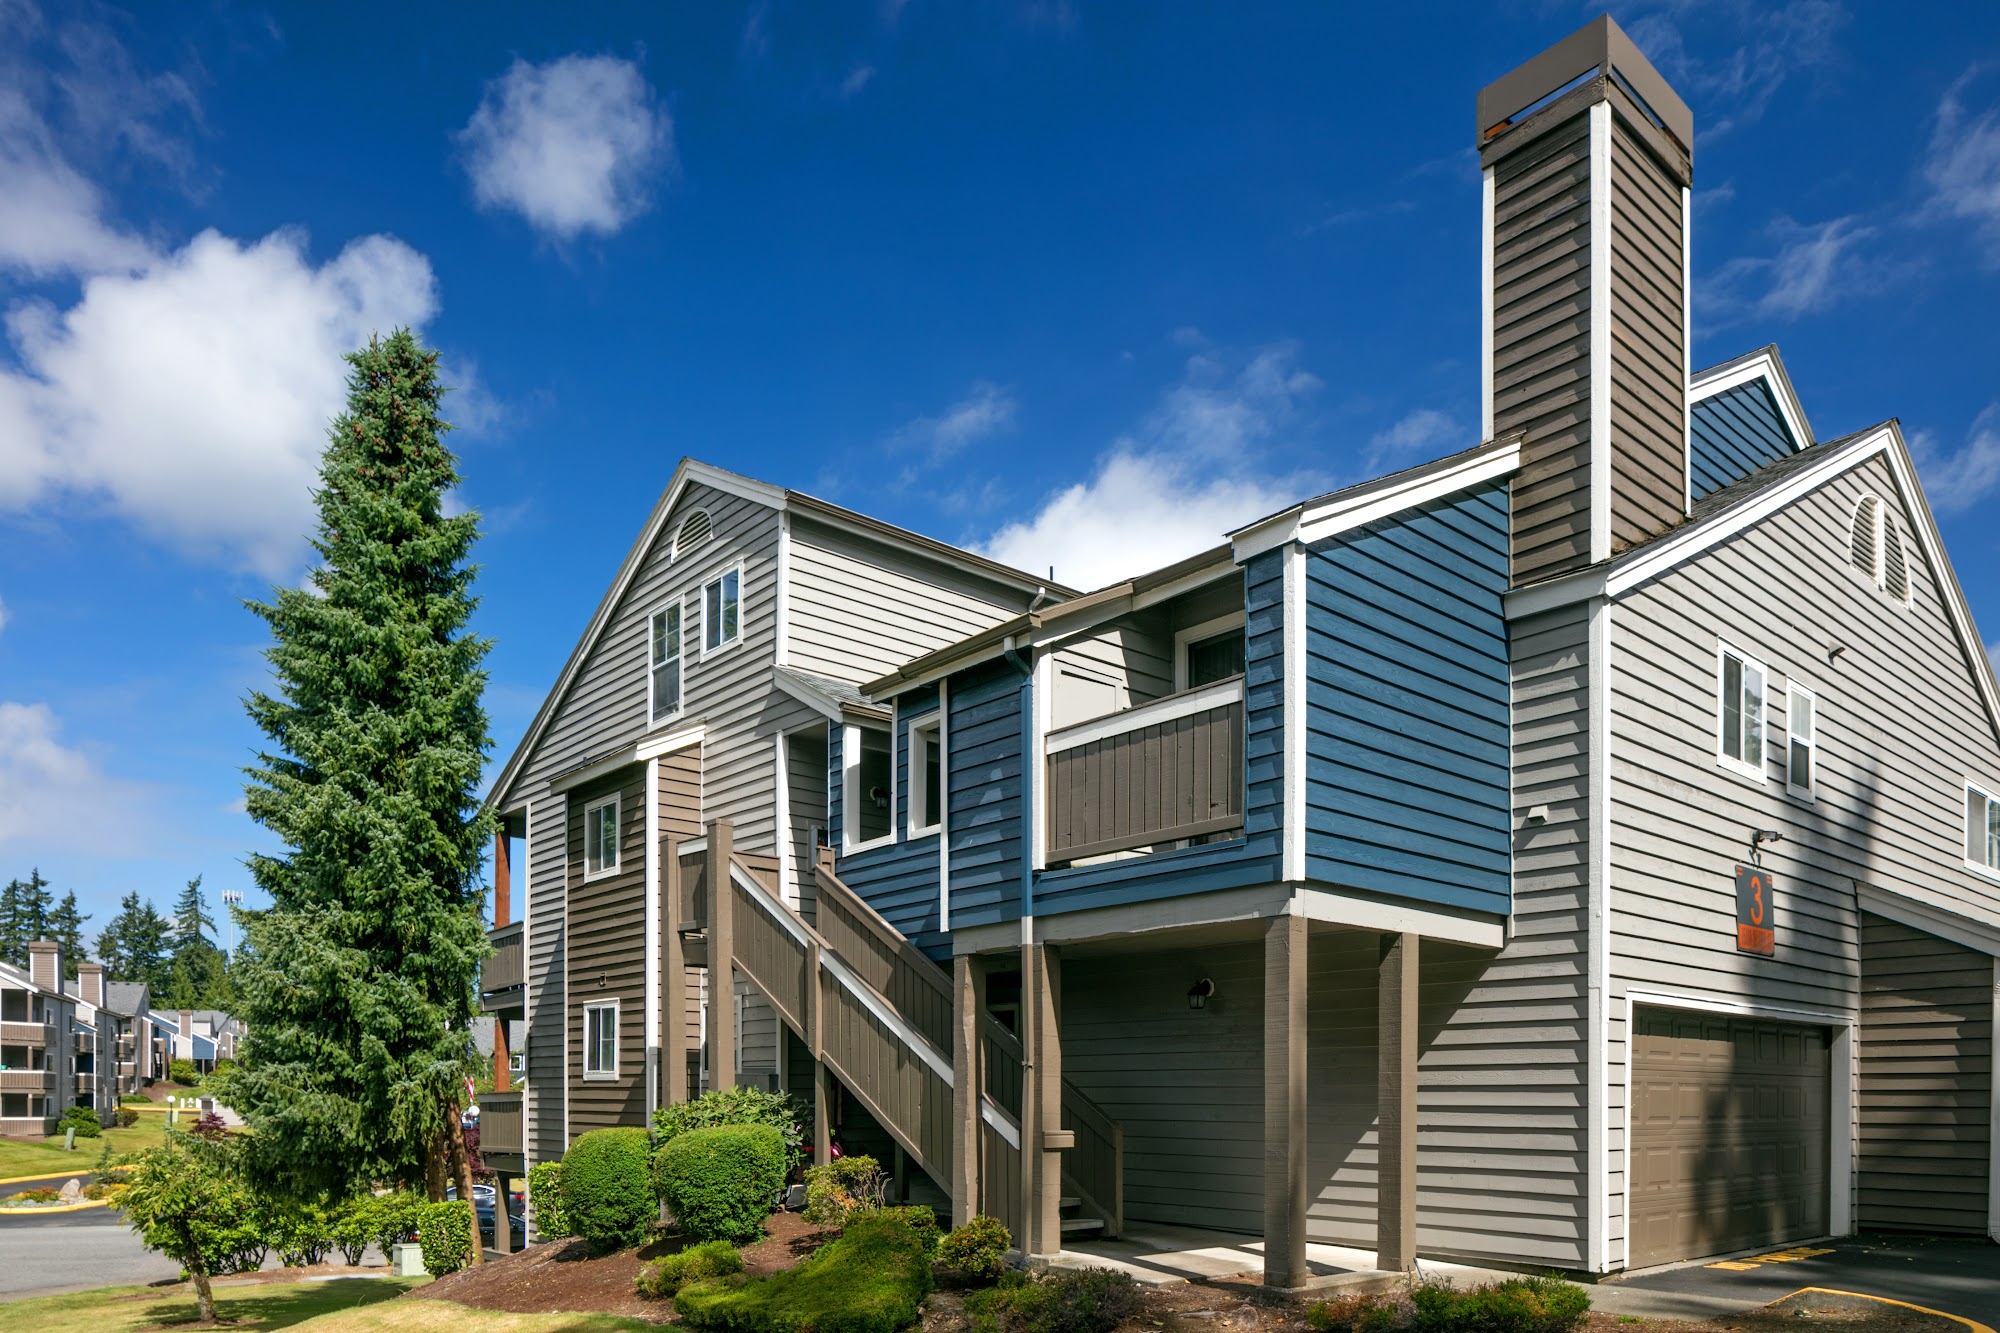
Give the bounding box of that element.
[227,331,491,1236]
[48,891,89,979]
[0,870,54,966]
[172,877,214,954]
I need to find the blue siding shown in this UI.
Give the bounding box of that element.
[1301,482,1511,916]
[945,659,1026,930]
[833,686,947,957]
[1690,378,1799,499]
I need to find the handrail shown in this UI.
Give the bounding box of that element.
[1045,673,1245,755]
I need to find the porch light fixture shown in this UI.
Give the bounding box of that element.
[1187,978,1216,1010]
[1750,829,1783,865]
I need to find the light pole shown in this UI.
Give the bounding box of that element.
[220,889,243,962]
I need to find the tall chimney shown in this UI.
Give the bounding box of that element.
[78,962,104,1008]
[27,941,59,992]
[1479,15,1693,585]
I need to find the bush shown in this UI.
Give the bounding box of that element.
[273,1199,335,1267]
[58,1104,102,1138]
[116,1108,140,1129]
[418,1199,476,1276]
[677,1209,934,1333]
[966,1267,1139,1333]
[168,1059,202,1087]
[655,1124,786,1244]
[1306,1278,1590,1333]
[937,1214,1012,1286]
[564,1127,657,1254]
[6,1187,61,1203]
[636,1239,745,1299]
[330,1196,374,1266]
[654,1086,809,1179]
[364,1191,427,1260]
[527,1160,571,1239]
[121,1093,154,1103]
[801,1153,888,1227]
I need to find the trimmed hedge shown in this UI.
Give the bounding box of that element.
[564,1127,657,1254]
[653,1086,808,1178]
[655,1124,785,1244]
[58,1105,102,1138]
[418,1199,476,1276]
[936,1214,1011,1286]
[527,1160,570,1239]
[637,1239,745,1299]
[365,1191,427,1261]
[1305,1277,1590,1333]
[676,1209,934,1333]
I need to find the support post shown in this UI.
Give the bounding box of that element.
[707,820,736,1094]
[492,1019,511,1096]
[1377,931,1419,1271]
[1263,913,1309,1289]
[493,826,511,1094]
[1023,939,1064,1257]
[951,953,987,1226]
[492,1173,512,1255]
[814,1060,833,1167]
[664,837,687,1105]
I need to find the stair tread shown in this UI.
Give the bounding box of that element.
[1059,1218,1104,1234]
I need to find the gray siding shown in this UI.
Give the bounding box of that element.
[786,515,1024,684]
[1858,913,1992,1234]
[786,726,829,922]
[1606,113,1686,551]
[1492,109,1593,584]
[526,794,567,1164]
[567,767,649,1134]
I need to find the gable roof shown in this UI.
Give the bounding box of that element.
[1690,344,1814,449]
[488,458,1069,809]
[105,981,149,1016]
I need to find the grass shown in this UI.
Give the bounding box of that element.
[0,1120,173,1179]
[0,1276,426,1332]
[291,1301,663,1331]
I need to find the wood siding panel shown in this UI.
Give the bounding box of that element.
[786,727,829,923]
[1047,696,1244,862]
[946,660,1025,931]
[1302,483,1512,915]
[1690,380,1798,501]
[567,767,648,1134]
[1607,117,1687,551]
[1857,913,1992,1234]
[526,795,567,1164]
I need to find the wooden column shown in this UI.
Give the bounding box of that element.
[492,827,510,1093]
[1263,914,1309,1288]
[1377,931,1419,1271]
[663,836,687,1105]
[707,820,736,1094]
[808,939,831,1165]
[951,954,987,1226]
[492,1178,512,1255]
[1022,939,1065,1257]
[492,1020,511,1095]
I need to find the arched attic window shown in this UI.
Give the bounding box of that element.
[1882,516,1910,602]
[1848,493,1911,606]
[673,509,712,560]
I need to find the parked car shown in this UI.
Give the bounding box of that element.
[445,1184,527,1246]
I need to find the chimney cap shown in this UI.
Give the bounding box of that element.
[1477,14,1692,155]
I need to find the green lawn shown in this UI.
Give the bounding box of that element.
[293,1299,661,1331]
[1,1277,428,1332]
[0,1120,174,1181]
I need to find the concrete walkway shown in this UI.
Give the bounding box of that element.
[1055,1224,1515,1292]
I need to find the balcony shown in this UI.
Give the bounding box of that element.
[1045,674,1245,863]
[482,921,524,1011]
[0,1069,51,1093]
[0,1021,47,1045]
[477,1090,523,1162]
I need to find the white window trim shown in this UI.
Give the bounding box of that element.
[582,999,619,1081]
[1964,779,2000,882]
[582,793,622,882]
[647,602,685,727]
[907,713,943,839]
[1715,640,1769,784]
[698,563,747,662]
[1784,680,1817,802]
[1172,610,1248,692]
[843,721,897,855]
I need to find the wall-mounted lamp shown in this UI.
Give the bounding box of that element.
[1187,978,1216,1011]
[1750,829,1783,865]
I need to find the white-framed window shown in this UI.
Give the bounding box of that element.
[844,723,895,852]
[702,567,741,654]
[1717,642,1767,781]
[1173,611,1248,691]
[1966,782,2000,878]
[583,794,621,880]
[1785,682,1816,799]
[582,1001,618,1079]
[907,714,943,837]
[649,602,683,723]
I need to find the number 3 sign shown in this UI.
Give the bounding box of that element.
[1734,864,1776,956]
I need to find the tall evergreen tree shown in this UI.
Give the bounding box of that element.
[0,870,54,966]
[98,892,173,993]
[172,876,214,954]
[167,876,229,1006]
[228,331,491,1228]
[48,891,89,979]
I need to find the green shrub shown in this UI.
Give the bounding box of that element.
[58,1104,102,1138]
[636,1239,745,1298]
[330,1195,374,1266]
[273,1198,335,1267]
[6,1187,61,1203]
[937,1214,1012,1286]
[801,1153,888,1226]
[1306,1278,1590,1333]
[168,1058,202,1087]
[364,1191,427,1261]
[121,1093,154,1103]
[418,1199,476,1276]
[528,1160,571,1239]
[1024,1267,1139,1333]
[116,1108,140,1129]
[655,1123,785,1244]
[564,1127,657,1254]
[676,1208,934,1333]
[653,1086,809,1179]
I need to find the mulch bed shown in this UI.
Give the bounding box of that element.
[406,1210,835,1324]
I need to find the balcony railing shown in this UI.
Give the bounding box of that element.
[1045,674,1245,863]
[0,1069,52,1092]
[482,921,524,1007]
[478,1090,523,1159]
[0,1021,48,1045]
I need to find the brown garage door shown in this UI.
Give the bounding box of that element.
[1630,1007,1830,1268]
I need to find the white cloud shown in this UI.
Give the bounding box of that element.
[1367,408,1458,468]
[0,701,151,854]
[0,85,152,278]
[1,228,439,574]
[1913,405,2000,516]
[840,65,877,99]
[1620,1,1848,141]
[1924,66,2000,268]
[458,55,673,242]
[891,381,1017,462]
[977,345,1323,590]
[1698,215,1877,323]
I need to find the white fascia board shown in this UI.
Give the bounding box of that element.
[1588,101,1613,569]
[1853,883,2000,957]
[548,744,641,794]
[1282,545,1306,883]
[1690,348,1816,450]
[636,723,705,761]
[770,670,846,722]
[1291,887,1504,949]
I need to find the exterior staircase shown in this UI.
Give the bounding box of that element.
[671,830,1121,1245]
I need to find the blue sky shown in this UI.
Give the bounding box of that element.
[3,0,1999,939]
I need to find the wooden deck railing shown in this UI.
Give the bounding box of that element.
[0,1069,52,1092]
[1045,675,1245,862]
[483,921,524,997]
[0,1020,48,1046]
[478,1090,524,1158]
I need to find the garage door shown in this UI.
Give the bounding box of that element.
[1630,1007,1829,1268]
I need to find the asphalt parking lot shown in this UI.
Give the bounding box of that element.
[0,1203,181,1298]
[1602,1234,2000,1328]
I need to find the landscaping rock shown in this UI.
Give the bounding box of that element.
[57,1178,81,1203]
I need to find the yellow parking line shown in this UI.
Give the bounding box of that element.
[0,1200,108,1215]
[1707,1246,1836,1270]
[1788,1287,1997,1333]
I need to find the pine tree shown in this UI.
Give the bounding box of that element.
[230,330,492,1224]
[99,893,173,993]
[167,876,229,1005]
[0,879,23,967]
[172,877,214,954]
[48,891,89,979]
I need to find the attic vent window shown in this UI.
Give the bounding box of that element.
[1882,520,1909,601]
[1848,493,1911,606]
[1849,496,1878,579]
[674,510,712,559]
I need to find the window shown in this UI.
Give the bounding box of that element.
[1717,643,1767,779]
[908,716,943,837]
[1175,613,1247,691]
[703,569,740,653]
[649,603,683,722]
[1967,784,2000,876]
[1785,683,1816,798]
[853,725,892,846]
[582,1001,618,1079]
[673,510,712,559]
[583,795,620,880]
